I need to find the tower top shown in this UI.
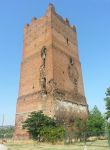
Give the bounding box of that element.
[46,3,55,14]
[48,3,55,11]
[25,3,76,30]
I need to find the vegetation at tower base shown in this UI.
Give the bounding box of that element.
[86,106,105,137]
[72,118,87,141]
[66,106,105,142]
[104,87,110,133]
[104,87,110,119]
[22,106,105,143]
[0,126,14,139]
[22,111,64,143]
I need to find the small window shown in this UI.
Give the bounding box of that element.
[43,77,46,89]
[32,85,34,89]
[41,46,46,59]
[70,57,73,65]
[66,38,69,45]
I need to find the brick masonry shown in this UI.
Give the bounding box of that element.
[14,4,88,140]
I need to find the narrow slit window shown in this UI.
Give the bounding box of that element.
[70,57,73,65]
[67,38,69,45]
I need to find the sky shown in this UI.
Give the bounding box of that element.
[0,0,110,125]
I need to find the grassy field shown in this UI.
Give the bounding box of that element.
[6,140,110,150]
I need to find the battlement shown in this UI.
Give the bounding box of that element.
[24,3,76,36]
[23,4,77,62]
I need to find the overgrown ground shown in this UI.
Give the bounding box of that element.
[6,140,109,150]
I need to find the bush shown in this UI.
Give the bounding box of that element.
[22,111,64,143]
[40,126,64,143]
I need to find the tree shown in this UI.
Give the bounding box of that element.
[22,111,64,142]
[104,87,110,119]
[87,106,105,136]
[73,118,87,141]
[0,126,14,139]
[40,126,64,143]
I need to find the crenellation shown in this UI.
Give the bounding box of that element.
[46,3,56,14]
[71,25,76,32]
[64,18,70,25]
[31,17,37,22]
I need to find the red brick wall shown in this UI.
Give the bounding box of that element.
[14,4,88,139]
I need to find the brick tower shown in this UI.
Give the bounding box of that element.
[14,4,88,139]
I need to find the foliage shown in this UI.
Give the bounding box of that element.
[72,106,105,141]
[104,87,110,119]
[22,111,64,143]
[86,106,105,136]
[40,126,64,143]
[0,126,14,139]
[73,118,87,141]
[23,107,105,143]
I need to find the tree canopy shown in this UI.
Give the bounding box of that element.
[22,111,64,143]
[104,87,110,119]
[86,105,105,136]
[0,126,14,139]
[22,106,105,143]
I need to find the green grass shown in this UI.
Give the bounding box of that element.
[6,140,110,150]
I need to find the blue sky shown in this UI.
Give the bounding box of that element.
[0,0,110,125]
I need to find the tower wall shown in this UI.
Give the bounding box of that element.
[14,4,88,140]
[51,10,85,96]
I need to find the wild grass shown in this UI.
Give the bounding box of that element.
[6,140,109,150]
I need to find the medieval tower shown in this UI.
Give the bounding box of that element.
[14,4,88,139]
